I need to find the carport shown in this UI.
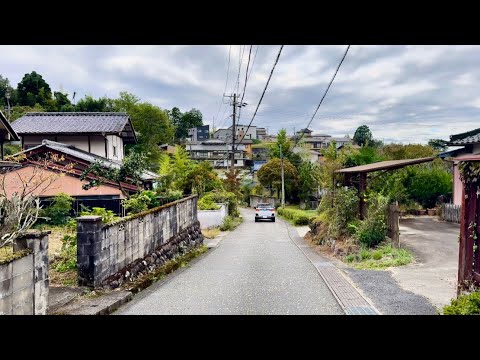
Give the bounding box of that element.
[335,157,436,219]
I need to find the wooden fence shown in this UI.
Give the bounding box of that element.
[439,203,461,223]
[386,203,400,246]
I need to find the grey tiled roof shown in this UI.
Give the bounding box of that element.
[12,112,131,135]
[448,127,480,145]
[19,140,158,181]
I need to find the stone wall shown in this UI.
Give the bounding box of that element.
[198,203,228,229]
[77,195,203,288]
[0,230,49,315]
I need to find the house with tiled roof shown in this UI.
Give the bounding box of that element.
[11,112,137,162]
[1,140,158,214]
[442,127,480,205]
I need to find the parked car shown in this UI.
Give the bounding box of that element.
[255,203,275,222]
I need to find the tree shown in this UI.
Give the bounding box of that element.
[180,161,223,197]
[223,169,242,198]
[269,129,293,159]
[128,102,175,170]
[257,158,298,197]
[16,71,52,106]
[173,108,203,142]
[381,143,437,160]
[343,146,385,168]
[80,151,149,198]
[428,139,448,152]
[75,95,113,112]
[353,125,373,146]
[298,161,321,202]
[157,145,192,192]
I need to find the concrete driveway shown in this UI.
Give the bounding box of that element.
[389,217,459,310]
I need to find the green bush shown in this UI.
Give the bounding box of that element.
[157,189,183,203]
[198,196,221,210]
[220,216,235,231]
[80,207,119,223]
[293,215,310,225]
[443,290,480,315]
[202,190,239,217]
[318,187,359,239]
[43,193,74,225]
[53,234,77,272]
[405,165,452,209]
[355,194,388,247]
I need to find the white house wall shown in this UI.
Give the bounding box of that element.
[106,135,124,162]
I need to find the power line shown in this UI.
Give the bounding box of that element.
[236,45,284,148]
[247,45,259,83]
[235,45,246,95]
[236,45,253,128]
[214,45,232,130]
[295,45,351,146]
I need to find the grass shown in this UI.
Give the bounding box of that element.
[344,242,413,270]
[202,227,221,239]
[219,215,243,231]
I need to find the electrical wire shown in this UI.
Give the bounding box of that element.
[295,45,351,146]
[236,45,284,149]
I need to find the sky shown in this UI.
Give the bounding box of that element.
[0,45,479,144]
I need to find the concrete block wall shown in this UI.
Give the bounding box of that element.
[198,203,228,229]
[77,195,201,288]
[0,230,49,315]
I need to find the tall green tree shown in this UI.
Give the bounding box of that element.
[353,125,373,146]
[298,161,321,202]
[428,139,448,152]
[128,102,174,171]
[16,71,52,106]
[172,108,203,142]
[257,158,298,197]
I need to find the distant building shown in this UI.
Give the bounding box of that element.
[256,127,267,140]
[188,125,210,142]
[185,139,248,168]
[214,124,257,141]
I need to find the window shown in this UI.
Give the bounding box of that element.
[113,145,117,157]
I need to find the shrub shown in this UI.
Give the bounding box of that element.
[293,215,310,225]
[355,194,388,247]
[318,187,359,239]
[80,207,119,223]
[202,190,239,217]
[198,196,221,210]
[43,193,74,225]
[53,234,77,272]
[220,216,235,231]
[443,290,480,315]
[158,189,183,203]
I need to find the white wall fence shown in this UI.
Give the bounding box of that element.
[198,203,228,229]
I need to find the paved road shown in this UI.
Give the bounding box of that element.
[390,217,459,309]
[116,208,343,315]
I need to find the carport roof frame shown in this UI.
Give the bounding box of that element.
[335,157,436,174]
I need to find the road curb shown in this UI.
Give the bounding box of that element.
[282,220,380,315]
[52,290,133,315]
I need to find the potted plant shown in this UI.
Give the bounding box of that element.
[427,208,436,216]
[418,209,427,215]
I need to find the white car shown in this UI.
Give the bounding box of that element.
[255,203,275,222]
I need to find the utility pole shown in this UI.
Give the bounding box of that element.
[231,93,237,170]
[279,144,285,207]
[5,89,11,121]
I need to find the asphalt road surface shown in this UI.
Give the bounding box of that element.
[116,208,343,315]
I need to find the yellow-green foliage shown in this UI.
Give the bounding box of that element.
[277,206,317,226]
[443,290,480,315]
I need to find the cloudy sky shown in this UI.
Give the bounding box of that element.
[0,45,479,144]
